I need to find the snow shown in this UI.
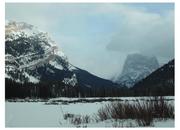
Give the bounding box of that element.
[153,119,174,127]
[49,60,63,70]
[5,102,103,127]
[6,21,38,38]
[24,72,39,83]
[18,51,54,70]
[6,102,61,127]
[6,21,58,51]
[56,49,65,58]
[5,97,174,127]
[5,74,12,79]
[48,96,174,102]
[6,72,40,84]
[62,74,78,87]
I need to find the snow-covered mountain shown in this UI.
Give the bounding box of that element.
[5,21,76,85]
[113,53,159,87]
[5,21,120,97]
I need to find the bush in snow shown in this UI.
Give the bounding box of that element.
[96,96,174,126]
[63,113,91,127]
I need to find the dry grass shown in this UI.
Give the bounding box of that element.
[63,113,91,126]
[97,96,174,126]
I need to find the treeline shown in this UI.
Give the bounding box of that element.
[5,78,80,99]
[5,77,174,99]
[5,78,130,99]
[130,84,174,96]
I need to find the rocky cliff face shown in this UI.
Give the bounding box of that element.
[113,53,159,87]
[5,21,77,86]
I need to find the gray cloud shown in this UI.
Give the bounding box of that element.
[106,8,174,61]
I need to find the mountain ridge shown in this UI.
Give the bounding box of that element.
[132,59,174,96]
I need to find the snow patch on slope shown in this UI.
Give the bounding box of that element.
[62,74,78,87]
[49,60,63,70]
[24,72,39,83]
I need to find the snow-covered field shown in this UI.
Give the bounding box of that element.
[5,97,174,127]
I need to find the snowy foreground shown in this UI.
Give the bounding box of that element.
[5,97,174,127]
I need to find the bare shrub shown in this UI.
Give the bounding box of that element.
[62,96,174,127]
[96,96,174,127]
[70,115,82,125]
[111,102,137,119]
[135,101,153,126]
[64,113,91,126]
[63,113,74,120]
[82,115,90,124]
[150,96,174,119]
[97,104,111,121]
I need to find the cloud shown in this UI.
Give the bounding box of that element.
[106,5,174,59]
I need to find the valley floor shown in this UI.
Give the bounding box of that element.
[5,96,174,127]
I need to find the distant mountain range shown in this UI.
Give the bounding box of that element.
[113,53,159,87]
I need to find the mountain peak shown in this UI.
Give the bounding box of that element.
[5,21,69,83]
[113,53,159,87]
[5,21,57,47]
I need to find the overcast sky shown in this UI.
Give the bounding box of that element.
[6,3,174,79]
